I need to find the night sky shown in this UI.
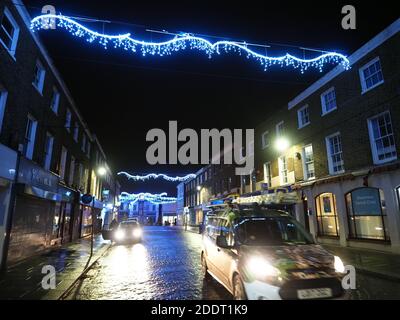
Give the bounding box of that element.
[20,0,399,195]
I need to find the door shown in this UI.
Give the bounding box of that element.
[303,198,310,232]
[213,220,235,289]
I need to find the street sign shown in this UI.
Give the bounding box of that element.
[81,194,93,205]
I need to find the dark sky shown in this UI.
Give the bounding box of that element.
[21,0,399,195]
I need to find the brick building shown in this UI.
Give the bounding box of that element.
[252,18,400,253]
[0,1,119,268]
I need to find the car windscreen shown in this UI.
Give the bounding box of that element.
[120,222,138,228]
[235,217,314,246]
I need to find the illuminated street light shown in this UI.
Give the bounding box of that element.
[197,186,202,191]
[97,167,107,176]
[275,137,290,152]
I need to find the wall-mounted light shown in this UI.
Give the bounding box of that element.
[275,138,290,152]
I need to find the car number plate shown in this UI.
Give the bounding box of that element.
[297,288,333,300]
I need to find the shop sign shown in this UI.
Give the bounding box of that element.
[17,158,58,192]
[350,188,381,216]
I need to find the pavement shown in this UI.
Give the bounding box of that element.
[0,234,111,300]
[323,244,400,282]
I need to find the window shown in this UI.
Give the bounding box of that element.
[276,121,284,138]
[278,156,288,185]
[69,156,75,186]
[297,105,310,128]
[368,112,397,164]
[59,146,68,180]
[65,109,72,132]
[32,60,46,94]
[73,122,79,142]
[50,87,60,114]
[326,133,345,174]
[261,131,269,149]
[81,134,87,152]
[0,87,7,133]
[0,7,20,58]
[346,188,389,241]
[321,87,337,115]
[44,132,54,170]
[359,57,384,93]
[24,114,38,160]
[263,162,272,187]
[302,144,315,180]
[315,193,339,237]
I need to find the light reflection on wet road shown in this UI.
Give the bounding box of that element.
[66,226,231,300]
[65,226,400,300]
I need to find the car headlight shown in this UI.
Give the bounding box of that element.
[246,256,280,279]
[133,228,142,238]
[334,256,345,273]
[115,230,125,240]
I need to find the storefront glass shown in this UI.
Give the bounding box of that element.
[315,193,339,237]
[346,188,389,241]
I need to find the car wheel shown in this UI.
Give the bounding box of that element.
[233,275,247,300]
[201,254,211,281]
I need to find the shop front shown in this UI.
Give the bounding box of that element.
[80,197,104,238]
[7,158,61,264]
[0,144,17,269]
[56,185,78,244]
[300,167,400,253]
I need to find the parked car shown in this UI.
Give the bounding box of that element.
[113,220,143,244]
[201,204,349,300]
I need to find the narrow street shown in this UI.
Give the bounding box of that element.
[64,226,400,300]
[65,227,231,300]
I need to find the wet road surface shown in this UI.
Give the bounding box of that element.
[65,226,400,300]
[66,226,231,300]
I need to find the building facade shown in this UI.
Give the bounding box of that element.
[253,18,400,253]
[0,1,118,268]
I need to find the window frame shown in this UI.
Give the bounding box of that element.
[44,132,54,171]
[0,7,20,59]
[24,114,38,160]
[261,131,269,149]
[65,109,72,132]
[359,57,384,94]
[345,187,390,241]
[278,155,288,185]
[32,60,46,94]
[297,104,310,129]
[315,193,339,237]
[0,87,8,134]
[302,144,315,181]
[325,132,345,175]
[320,87,337,116]
[276,121,284,138]
[50,87,60,114]
[367,111,397,165]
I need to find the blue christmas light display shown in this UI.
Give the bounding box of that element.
[119,192,177,204]
[30,14,351,73]
[118,172,196,182]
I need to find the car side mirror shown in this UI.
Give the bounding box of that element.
[216,235,230,248]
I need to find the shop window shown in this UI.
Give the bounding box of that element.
[315,193,339,237]
[346,188,389,241]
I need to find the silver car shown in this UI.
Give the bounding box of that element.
[201,206,349,300]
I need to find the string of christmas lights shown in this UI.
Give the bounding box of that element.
[118,172,196,182]
[119,192,177,204]
[30,14,351,73]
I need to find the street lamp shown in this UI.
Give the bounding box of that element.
[97,166,107,176]
[275,137,290,152]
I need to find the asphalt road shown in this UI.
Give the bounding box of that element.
[65,226,400,300]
